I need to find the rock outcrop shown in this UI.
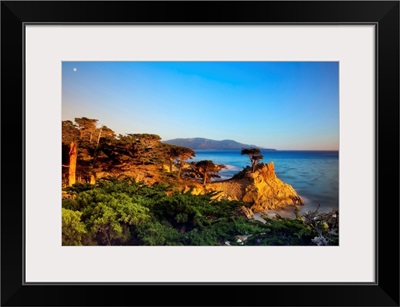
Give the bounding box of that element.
[208,162,303,212]
[97,160,303,214]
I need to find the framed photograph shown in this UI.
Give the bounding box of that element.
[1,1,399,306]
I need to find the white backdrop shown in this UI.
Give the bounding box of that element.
[25,25,375,283]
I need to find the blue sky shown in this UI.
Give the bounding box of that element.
[62,62,339,150]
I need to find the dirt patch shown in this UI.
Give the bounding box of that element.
[210,178,250,200]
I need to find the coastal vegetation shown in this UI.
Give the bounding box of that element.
[62,117,339,246]
[62,179,338,246]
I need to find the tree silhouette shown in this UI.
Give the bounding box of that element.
[130,133,162,164]
[191,160,226,186]
[89,125,116,183]
[113,133,162,165]
[62,118,116,186]
[241,148,264,173]
[164,144,195,176]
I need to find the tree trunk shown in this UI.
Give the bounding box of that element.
[96,126,103,147]
[177,160,183,178]
[203,172,208,186]
[68,141,78,186]
[90,174,96,185]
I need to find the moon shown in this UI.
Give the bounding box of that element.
[73,68,77,72]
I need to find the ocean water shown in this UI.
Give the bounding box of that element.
[191,150,339,215]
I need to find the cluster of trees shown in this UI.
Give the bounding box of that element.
[62,118,116,186]
[62,179,339,246]
[62,117,228,187]
[62,117,339,246]
[62,117,267,188]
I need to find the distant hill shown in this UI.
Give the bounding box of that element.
[163,137,275,151]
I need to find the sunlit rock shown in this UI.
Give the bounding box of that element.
[209,162,303,212]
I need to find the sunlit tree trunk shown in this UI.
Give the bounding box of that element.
[177,161,182,178]
[68,141,78,186]
[203,171,208,186]
[89,127,102,185]
[251,158,256,173]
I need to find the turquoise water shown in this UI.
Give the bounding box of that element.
[192,150,339,214]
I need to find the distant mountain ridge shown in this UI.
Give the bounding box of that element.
[163,137,275,151]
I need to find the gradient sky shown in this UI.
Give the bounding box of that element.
[62,62,339,150]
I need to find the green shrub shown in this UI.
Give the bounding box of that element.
[61,178,338,246]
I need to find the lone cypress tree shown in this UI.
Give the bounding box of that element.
[241,148,264,173]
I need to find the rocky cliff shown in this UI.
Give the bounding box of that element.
[204,162,303,213]
[97,160,303,216]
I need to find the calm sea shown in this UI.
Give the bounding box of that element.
[192,150,339,215]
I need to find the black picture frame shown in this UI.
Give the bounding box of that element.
[1,1,399,306]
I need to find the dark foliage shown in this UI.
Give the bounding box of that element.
[62,179,338,246]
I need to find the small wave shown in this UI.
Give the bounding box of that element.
[299,194,311,205]
[213,175,232,181]
[223,164,241,171]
